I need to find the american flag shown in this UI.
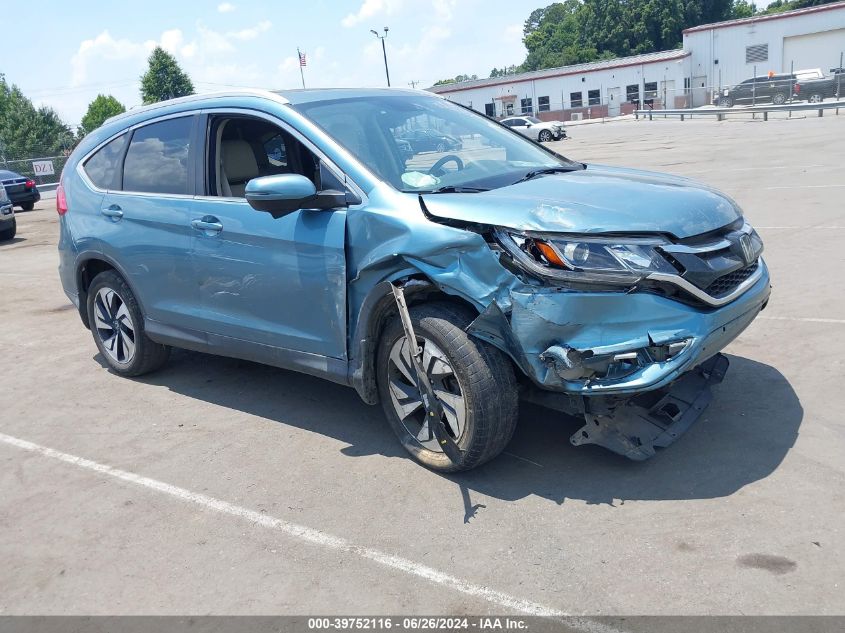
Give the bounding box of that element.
[298,50,307,67]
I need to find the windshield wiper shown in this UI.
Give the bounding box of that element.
[425,185,489,194]
[513,166,580,185]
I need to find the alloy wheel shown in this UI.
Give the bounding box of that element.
[809,94,823,104]
[93,287,136,364]
[387,335,466,452]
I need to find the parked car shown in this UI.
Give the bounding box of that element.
[794,69,844,103]
[398,128,462,153]
[716,73,798,107]
[501,116,566,142]
[57,88,769,471]
[0,184,15,240]
[0,170,41,210]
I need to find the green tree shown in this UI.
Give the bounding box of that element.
[433,74,478,86]
[139,47,194,104]
[0,74,74,161]
[80,94,126,136]
[519,1,738,72]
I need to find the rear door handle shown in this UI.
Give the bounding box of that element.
[101,205,123,219]
[191,217,223,233]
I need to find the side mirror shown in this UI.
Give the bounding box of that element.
[245,174,347,218]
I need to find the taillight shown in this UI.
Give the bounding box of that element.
[56,182,68,216]
[795,83,801,93]
[25,179,35,189]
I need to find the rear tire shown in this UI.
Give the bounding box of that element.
[377,302,518,472]
[808,94,823,104]
[20,202,34,211]
[773,92,786,105]
[0,219,15,241]
[719,97,733,108]
[86,271,170,377]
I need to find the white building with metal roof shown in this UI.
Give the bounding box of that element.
[429,1,845,120]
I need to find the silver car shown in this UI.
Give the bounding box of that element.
[0,184,15,241]
[500,116,566,142]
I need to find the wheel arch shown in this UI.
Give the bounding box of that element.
[75,254,145,329]
[349,273,481,405]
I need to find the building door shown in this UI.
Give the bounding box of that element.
[691,76,708,107]
[660,80,676,107]
[607,87,621,116]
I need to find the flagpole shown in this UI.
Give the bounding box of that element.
[297,47,306,89]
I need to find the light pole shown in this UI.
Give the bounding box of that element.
[370,27,391,87]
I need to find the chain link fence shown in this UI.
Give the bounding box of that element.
[0,140,75,190]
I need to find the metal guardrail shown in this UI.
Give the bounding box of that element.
[635,100,845,121]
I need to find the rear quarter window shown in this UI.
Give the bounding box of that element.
[83,133,129,190]
[123,117,193,195]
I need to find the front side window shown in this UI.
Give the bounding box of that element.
[83,133,128,190]
[123,117,192,195]
[292,94,578,193]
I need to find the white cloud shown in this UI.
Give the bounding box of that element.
[341,0,403,28]
[432,0,457,21]
[217,2,236,13]
[503,23,523,44]
[70,30,157,86]
[227,20,272,41]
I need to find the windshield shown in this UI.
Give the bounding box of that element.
[291,94,579,193]
[526,116,542,124]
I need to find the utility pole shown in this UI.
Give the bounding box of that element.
[370,27,391,87]
[408,80,420,89]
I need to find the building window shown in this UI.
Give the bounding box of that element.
[485,103,495,117]
[644,82,658,99]
[626,84,640,103]
[520,97,533,114]
[506,102,514,115]
[587,89,601,106]
[746,43,768,64]
[570,91,583,108]
[538,96,550,112]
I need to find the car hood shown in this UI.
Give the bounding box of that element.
[422,164,742,239]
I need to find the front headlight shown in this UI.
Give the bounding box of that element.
[494,229,678,286]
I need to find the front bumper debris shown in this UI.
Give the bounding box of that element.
[569,353,730,460]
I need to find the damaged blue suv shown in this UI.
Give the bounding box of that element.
[58,88,770,471]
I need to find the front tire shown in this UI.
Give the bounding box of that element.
[719,97,733,108]
[773,92,787,105]
[377,302,518,472]
[538,129,553,142]
[808,94,823,104]
[0,219,15,241]
[86,271,170,377]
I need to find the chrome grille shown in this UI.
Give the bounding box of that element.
[704,262,759,298]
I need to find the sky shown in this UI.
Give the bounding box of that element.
[3,0,779,128]
[2,0,532,127]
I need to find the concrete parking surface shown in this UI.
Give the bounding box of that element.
[1,114,843,618]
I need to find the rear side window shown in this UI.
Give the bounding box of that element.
[83,133,128,190]
[123,117,193,195]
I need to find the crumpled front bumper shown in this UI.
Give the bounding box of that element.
[468,259,771,397]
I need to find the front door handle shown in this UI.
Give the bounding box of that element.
[101,205,123,219]
[191,217,223,233]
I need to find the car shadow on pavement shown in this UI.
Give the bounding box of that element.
[114,350,800,506]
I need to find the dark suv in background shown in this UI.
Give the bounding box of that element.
[716,74,796,107]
